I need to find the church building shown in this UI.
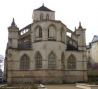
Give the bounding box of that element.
[4,4,87,83]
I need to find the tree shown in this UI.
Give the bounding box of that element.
[92,63,98,70]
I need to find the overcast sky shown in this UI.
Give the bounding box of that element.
[0,0,98,57]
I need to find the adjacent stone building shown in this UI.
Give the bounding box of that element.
[87,35,98,68]
[4,4,87,83]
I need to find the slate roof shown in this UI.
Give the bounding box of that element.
[67,43,78,50]
[18,41,31,50]
[86,45,91,49]
[34,4,54,12]
[92,36,98,43]
[86,36,98,49]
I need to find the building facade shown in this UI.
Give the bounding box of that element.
[4,4,87,83]
[87,35,98,68]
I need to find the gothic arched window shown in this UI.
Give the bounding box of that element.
[36,53,42,68]
[61,53,65,69]
[39,27,42,38]
[68,55,76,69]
[36,26,42,38]
[48,29,49,38]
[61,28,65,42]
[40,13,43,20]
[20,55,29,70]
[46,14,49,20]
[48,26,55,38]
[48,52,56,68]
[87,57,91,68]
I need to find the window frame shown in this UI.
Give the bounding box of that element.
[20,55,30,70]
[40,13,43,20]
[39,27,42,38]
[46,14,49,20]
[67,55,76,70]
[35,26,42,39]
[36,53,42,69]
[87,57,91,68]
[48,26,55,39]
[48,53,56,69]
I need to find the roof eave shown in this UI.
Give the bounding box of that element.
[34,9,55,12]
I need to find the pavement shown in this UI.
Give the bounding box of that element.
[45,84,81,89]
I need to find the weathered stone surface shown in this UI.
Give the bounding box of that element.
[4,4,87,84]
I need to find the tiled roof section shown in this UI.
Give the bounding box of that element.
[67,43,78,50]
[34,4,54,12]
[8,18,19,29]
[78,22,83,29]
[18,41,31,50]
[86,45,91,49]
[11,18,16,26]
[92,36,98,43]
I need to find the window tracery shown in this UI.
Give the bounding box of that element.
[68,55,76,69]
[20,55,29,70]
[36,53,42,68]
[36,26,42,38]
[48,52,56,68]
[40,13,43,20]
[46,14,49,20]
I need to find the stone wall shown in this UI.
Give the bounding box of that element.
[88,70,98,76]
[7,70,87,84]
[33,11,55,22]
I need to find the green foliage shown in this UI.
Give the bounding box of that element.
[87,80,98,85]
[7,83,14,87]
[1,82,38,89]
[87,75,98,85]
[88,75,98,82]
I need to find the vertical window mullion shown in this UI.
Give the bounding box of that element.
[36,53,42,69]
[39,27,42,38]
[68,56,76,70]
[48,53,56,69]
[20,55,29,70]
[40,13,43,20]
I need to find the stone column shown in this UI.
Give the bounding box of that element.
[42,28,47,41]
[42,45,48,69]
[57,30,61,41]
[57,50,61,69]
[31,32,35,43]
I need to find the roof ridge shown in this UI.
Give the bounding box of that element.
[34,5,54,12]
